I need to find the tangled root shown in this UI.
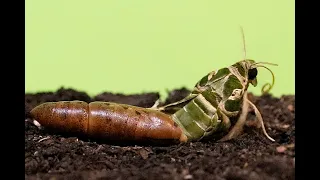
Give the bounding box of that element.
[218,92,275,142]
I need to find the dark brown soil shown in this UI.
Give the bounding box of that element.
[25,87,295,180]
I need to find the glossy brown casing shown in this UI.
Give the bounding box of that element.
[30,101,187,142]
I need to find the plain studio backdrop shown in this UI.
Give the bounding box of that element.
[25,0,294,99]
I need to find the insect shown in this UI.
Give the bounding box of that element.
[29,27,277,144]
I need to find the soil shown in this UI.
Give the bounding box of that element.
[25,87,295,180]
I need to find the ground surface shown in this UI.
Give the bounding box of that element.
[25,88,295,180]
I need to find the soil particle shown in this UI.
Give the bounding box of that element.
[25,88,295,180]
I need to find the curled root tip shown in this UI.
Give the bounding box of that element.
[246,99,275,142]
[267,136,275,142]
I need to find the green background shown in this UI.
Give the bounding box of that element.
[25,0,294,99]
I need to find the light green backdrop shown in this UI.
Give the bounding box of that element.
[25,0,295,99]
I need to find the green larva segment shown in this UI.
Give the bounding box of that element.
[193,96,215,118]
[223,75,243,98]
[224,99,242,112]
[232,62,246,77]
[198,72,212,87]
[185,101,213,128]
[210,68,230,83]
[201,90,220,108]
[173,110,205,140]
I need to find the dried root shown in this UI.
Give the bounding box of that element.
[218,91,250,142]
[218,91,275,142]
[247,100,275,141]
[150,99,161,109]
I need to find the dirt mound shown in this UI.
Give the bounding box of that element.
[25,87,295,180]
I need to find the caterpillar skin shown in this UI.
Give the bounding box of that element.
[30,101,188,142]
